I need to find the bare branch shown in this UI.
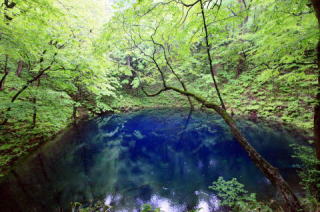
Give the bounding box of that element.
[135,0,175,17]
[175,0,200,8]
[199,0,226,110]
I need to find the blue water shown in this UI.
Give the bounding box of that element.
[0,108,305,212]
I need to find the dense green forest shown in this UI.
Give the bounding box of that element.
[0,0,320,211]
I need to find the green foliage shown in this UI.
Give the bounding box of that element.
[97,0,317,135]
[0,0,319,210]
[256,69,280,84]
[141,204,161,212]
[291,145,320,201]
[0,0,117,175]
[209,177,272,212]
[215,69,315,132]
[71,201,112,212]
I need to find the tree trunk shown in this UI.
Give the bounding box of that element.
[31,97,37,129]
[31,79,40,129]
[315,38,320,163]
[165,86,304,211]
[198,2,303,209]
[236,54,246,77]
[16,61,23,77]
[72,105,77,122]
[310,0,320,163]
[310,0,320,25]
[0,55,9,91]
[142,84,304,211]
[310,1,320,201]
[137,1,303,209]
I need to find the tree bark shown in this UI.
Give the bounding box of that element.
[236,54,246,77]
[31,97,37,129]
[0,55,9,91]
[72,105,77,122]
[310,0,320,25]
[16,61,23,77]
[310,0,320,162]
[199,2,302,209]
[315,38,320,163]
[31,79,40,129]
[164,86,304,211]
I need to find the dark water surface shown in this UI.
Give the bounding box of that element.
[0,108,305,212]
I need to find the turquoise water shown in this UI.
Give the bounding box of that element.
[0,108,304,211]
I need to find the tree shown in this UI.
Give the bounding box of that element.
[101,0,308,210]
[310,0,320,167]
[0,0,117,173]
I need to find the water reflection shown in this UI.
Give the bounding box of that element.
[0,108,304,212]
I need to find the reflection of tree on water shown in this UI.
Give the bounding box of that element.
[0,109,303,212]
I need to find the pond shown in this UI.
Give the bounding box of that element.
[0,108,305,212]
